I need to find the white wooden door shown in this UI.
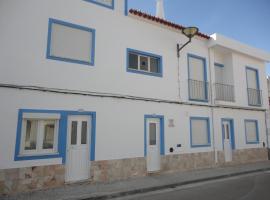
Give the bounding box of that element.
[222,121,232,162]
[146,118,161,172]
[66,115,91,182]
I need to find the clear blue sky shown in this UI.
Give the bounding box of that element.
[128,0,270,75]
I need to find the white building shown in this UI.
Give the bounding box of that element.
[1,0,270,194]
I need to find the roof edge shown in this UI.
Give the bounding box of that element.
[129,9,210,40]
[209,33,270,62]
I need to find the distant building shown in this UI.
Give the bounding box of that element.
[0,0,270,195]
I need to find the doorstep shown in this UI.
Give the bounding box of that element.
[2,161,270,200]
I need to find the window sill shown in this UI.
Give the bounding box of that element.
[47,55,94,66]
[127,68,162,77]
[246,142,260,144]
[191,144,211,148]
[15,153,61,161]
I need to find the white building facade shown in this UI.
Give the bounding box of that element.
[1,0,270,194]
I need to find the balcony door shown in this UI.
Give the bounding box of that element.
[188,54,208,101]
[246,67,261,106]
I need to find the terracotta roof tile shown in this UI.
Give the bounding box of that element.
[129,9,210,40]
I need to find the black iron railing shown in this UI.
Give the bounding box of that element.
[215,83,235,102]
[247,88,262,106]
[188,79,209,101]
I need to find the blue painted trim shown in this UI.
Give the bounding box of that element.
[221,118,235,150]
[144,115,165,156]
[125,0,128,16]
[214,63,224,68]
[126,48,163,78]
[84,0,114,9]
[14,109,96,162]
[244,119,260,144]
[46,18,96,66]
[245,66,261,107]
[190,117,211,148]
[187,53,208,102]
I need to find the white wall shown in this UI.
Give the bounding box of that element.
[0,1,268,169]
[0,88,266,169]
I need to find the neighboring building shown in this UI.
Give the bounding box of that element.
[1,0,270,194]
[266,77,270,153]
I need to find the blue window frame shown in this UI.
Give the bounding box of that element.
[244,119,259,144]
[46,18,96,66]
[221,118,235,150]
[190,117,211,148]
[245,66,261,106]
[187,54,208,102]
[144,115,165,156]
[84,0,114,9]
[14,109,96,162]
[127,48,163,77]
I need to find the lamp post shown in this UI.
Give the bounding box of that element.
[177,27,199,57]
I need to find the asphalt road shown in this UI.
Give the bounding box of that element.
[115,171,270,200]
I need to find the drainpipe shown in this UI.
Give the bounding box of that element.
[208,47,218,164]
[265,111,270,148]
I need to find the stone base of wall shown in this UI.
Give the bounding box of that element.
[90,157,146,183]
[0,165,65,195]
[161,151,215,173]
[217,148,268,166]
[1,148,268,195]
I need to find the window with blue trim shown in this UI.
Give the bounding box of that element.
[245,120,259,144]
[18,113,60,156]
[188,54,208,102]
[47,18,95,66]
[246,67,261,106]
[84,0,114,9]
[190,117,211,147]
[127,49,162,77]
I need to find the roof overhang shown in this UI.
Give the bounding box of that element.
[209,33,270,62]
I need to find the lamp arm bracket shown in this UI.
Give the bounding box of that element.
[177,38,191,58]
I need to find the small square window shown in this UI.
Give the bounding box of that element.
[245,120,259,144]
[127,49,162,77]
[20,113,60,156]
[85,0,114,9]
[190,117,210,147]
[47,19,95,66]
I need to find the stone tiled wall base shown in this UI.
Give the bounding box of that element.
[0,165,65,195]
[217,148,268,166]
[1,148,268,195]
[90,157,147,183]
[161,152,215,173]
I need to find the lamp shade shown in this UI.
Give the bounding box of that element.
[182,27,199,39]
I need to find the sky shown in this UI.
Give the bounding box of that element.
[128,0,270,75]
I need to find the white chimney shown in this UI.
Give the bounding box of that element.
[156,0,165,19]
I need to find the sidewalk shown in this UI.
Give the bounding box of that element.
[2,161,270,200]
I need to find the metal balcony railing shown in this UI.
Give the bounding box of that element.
[188,79,209,101]
[215,83,235,102]
[247,88,262,106]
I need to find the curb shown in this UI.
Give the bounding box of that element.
[80,167,270,200]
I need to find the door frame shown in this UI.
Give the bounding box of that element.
[221,118,235,150]
[144,115,165,157]
[63,111,96,163]
[65,115,91,182]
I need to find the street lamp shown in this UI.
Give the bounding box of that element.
[177,27,199,57]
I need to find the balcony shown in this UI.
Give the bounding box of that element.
[247,88,262,106]
[215,83,235,102]
[188,79,209,102]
